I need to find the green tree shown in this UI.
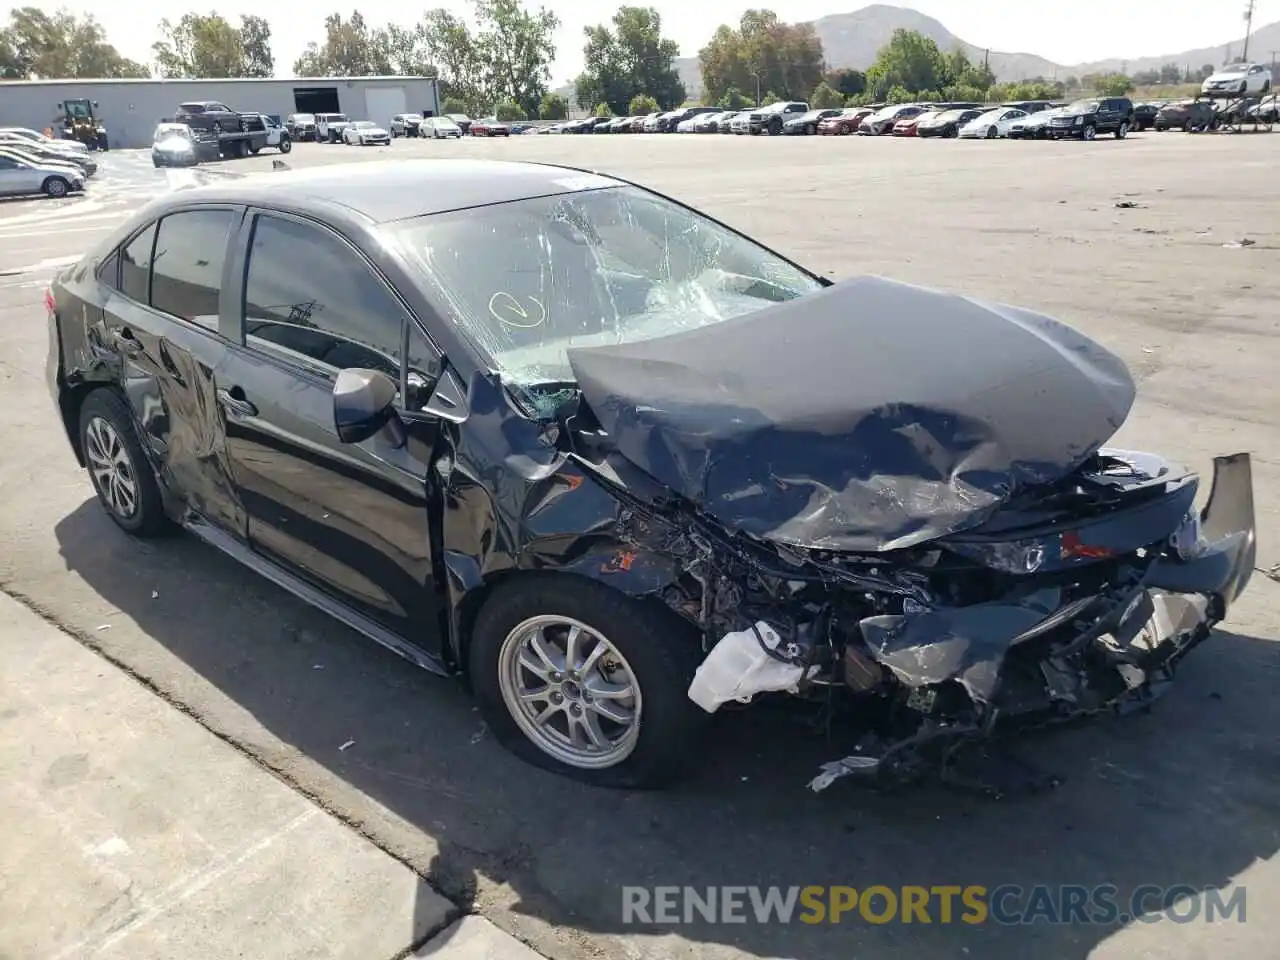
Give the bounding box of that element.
[575,7,684,115]
[938,47,994,91]
[866,29,944,97]
[717,87,748,109]
[495,99,526,120]
[471,0,559,117]
[417,10,481,108]
[593,101,612,117]
[885,84,912,103]
[698,9,824,105]
[1095,73,1134,96]
[539,91,568,118]
[941,83,984,103]
[293,11,392,76]
[442,96,468,114]
[827,67,865,98]
[628,92,659,114]
[1,6,148,78]
[153,13,274,78]
[809,81,843,108]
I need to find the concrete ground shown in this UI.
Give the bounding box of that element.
[1,130,1278,960]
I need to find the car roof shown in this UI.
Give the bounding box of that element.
[144,159,627,224]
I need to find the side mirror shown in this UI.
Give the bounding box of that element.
[93,101,99,108]
[333,368,401,445]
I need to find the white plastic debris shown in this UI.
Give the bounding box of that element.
[338,739,355,751]
[686,621,806,713]
[807,755,880,793]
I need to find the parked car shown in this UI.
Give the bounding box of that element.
[471,117,511,137]
[509,123,538,134]
[342,121,391,146]
[783,108,842,135]
[1001,100,1055,115]
[1154,99,1218,131]
[816,107,874,135]
[421,117,463,139]
[0,126,89,157]
[1247,95,1279,122]
[692,112,726,132]
[390,113,424,137]
[675,116,700,133]
[175,101,243,134]
[714,111,742,132]
[44,158,1258,792]
[601,116,637,132]
[0,135,97,175]
[1006,107,1064,139]
[958,107,1028,139]
[286,113,317,140]
[859,104,924,135]
[1201,62,1273,97]
[731,101,810,135]
[915,107,987,138]
[0,148,84,197]
[647,107,718,133]
[446,114,474,134]
[1131,102,1160,131]
[572,117,615,133]
[316,113,354,143]
[892,108,938,136]
[1048,97,1135,140]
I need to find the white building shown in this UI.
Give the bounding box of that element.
[0,75,441,148]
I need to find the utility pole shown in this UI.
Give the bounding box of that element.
[1242,0,1256,62]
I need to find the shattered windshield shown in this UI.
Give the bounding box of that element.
[392,185,823,414]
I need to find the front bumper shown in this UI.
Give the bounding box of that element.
[815,453,1257,791]
[152,150,197,166]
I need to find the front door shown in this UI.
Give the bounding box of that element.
[218,209,445,650]
[96,206,247,535]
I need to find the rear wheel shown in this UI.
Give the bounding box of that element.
[470,576,708,789]
[78,390,170,538]
[42,176,69,197]
[1116,121,1129,139]
[985,125,998,139]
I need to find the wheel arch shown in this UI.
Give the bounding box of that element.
[57,379,121,467]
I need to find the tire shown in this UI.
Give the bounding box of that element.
[1116,121,1129,139]
[1263,80,1272,93]
[278,135,292,153]
[42,176,69,197]
[1083,124,1097,141]
[769,119,782,136]
[78,389,170,538]
[985,125,998,139]
[211,121,223,135]
[469,575,708,789]
[1183,119,1193,132]
[805,123,815,135]
[249,144,261,155]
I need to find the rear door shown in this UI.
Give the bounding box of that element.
[216,208,447,648]
[96,206,248,535]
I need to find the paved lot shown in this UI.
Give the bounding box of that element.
[1,131,1279,960]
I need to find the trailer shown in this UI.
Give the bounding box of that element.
[1195,94,1275,133]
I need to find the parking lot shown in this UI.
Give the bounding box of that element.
[2,131,1278,960]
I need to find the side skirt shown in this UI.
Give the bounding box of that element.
[184,517,450,677]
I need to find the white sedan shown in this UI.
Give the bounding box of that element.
[343,121,391,145]
[0,147,85,197]
[1201,62,1273,98]
[0,126,90,156]
[421,117,463,139]
[958,107,1028,139]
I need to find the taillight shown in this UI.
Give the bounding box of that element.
[44,286,56,316]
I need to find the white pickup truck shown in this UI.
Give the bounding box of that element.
[315,112,353,143]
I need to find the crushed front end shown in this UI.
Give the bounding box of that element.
[619,449,1256,795]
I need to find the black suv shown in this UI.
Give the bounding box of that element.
[1048,97,1135,140]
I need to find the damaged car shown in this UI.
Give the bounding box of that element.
[45,159,1257,792]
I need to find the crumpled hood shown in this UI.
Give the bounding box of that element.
[567,276,1136,553]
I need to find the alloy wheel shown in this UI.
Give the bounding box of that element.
[85,416,138,519]
[497,615,642,769]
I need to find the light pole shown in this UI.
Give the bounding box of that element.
[1242,0,1256,62]
[750,71,762,106]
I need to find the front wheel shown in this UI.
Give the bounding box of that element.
[42,176,69,197]
[470,575,708,789]
[769,119,782,136]
[985,125,998,139]
[278,135,292,153]
[78,389,170,538]
[1083,124,1097,141]
[1116,121,1129,139]
[805,123,815,135]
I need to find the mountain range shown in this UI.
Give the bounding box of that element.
[559,4,1278,103]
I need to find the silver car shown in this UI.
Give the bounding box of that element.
[0,147,85,197]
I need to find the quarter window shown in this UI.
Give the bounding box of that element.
[119,223,156,303]
[149,210,235,329]
[241,214,407,380]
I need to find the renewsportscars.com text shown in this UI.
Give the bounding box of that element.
[621,885,1247,926]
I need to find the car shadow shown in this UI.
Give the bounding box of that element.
[54,498,1280,960]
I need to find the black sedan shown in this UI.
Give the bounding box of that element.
[45,160,1258,794]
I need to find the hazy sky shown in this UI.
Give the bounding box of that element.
[48,0,1280,85]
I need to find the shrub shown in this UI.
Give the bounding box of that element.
[442,97,467,115]
[593,102,613,118]
[495,100,526,122]
[538,93,568,120]
[629,94,660,115]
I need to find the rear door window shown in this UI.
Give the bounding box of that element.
[149,209,236,329]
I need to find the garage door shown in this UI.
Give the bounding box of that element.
[364,87,408,128]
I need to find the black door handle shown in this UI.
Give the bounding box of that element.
[111,329,142,355]
[216,387,258,418]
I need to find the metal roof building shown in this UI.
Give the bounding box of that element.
[0,76,441,148]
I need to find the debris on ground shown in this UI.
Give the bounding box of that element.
[1114,201,1145,209]
[1222,238,1256,249]
[339,739,355,751]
